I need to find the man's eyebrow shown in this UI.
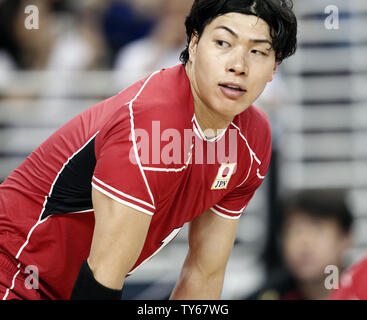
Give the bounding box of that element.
[214,25,238,38]
[214,26,273,48]
[250,39,273,47]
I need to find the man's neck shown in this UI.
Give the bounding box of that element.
[185,63,233,139]
[194,101,232,139]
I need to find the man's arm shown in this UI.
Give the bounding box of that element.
[70,187,152,298]
[170,209,239,300]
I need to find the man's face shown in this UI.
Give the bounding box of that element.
[282,212,350,282]
[188,12,278,120]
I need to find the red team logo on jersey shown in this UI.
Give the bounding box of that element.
[211,163,237,190]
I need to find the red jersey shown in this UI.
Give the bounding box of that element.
[0,65,271,299]
[329,255,367,300]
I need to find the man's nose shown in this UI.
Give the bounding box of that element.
[227,50,249,76]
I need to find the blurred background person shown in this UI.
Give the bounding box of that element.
[246,189,354,300]
[0,0,54,71]
[113,0,191,88]
[0,0,108,100]
[45,0,108,73]
[101,0,161,67]
[40,0,109,101]
[0,0,107,71]
[0,0,159,74]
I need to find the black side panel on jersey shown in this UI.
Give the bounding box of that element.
[41,138,96,220]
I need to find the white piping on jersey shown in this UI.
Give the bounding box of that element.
[192,114,228,142]
[214,204,247,214]
[127,227,182,276]
[142,112,227,172]
[66,209,94,214]
[127,70,161,206]
[230,122,261,165]
[2,131,100,300]
[192,123,203,141]
[210,207,242,220]
[2,264,21,300]
[191,115,201,141]
[92,183,154,216]
[141,143,194,172]
[230,122,263,187]
[256,168,265,180]
[92,176,155,210]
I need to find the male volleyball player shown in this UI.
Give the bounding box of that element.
[0,0,297,300]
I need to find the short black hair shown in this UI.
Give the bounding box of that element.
[281,189,354,235]
[180,0,297,65]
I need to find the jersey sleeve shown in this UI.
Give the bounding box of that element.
[210,133,272,220]
[92,112,156,216]
[329,256,367,300]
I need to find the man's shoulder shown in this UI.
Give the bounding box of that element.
[342,255,367,285]
[132,65,190,104]
[330,255,367,299]
[234,105,272,149]
[237,105,271,132]
[122,65,194,130]
[97,65,194,142]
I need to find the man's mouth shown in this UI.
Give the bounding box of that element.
[219,84,246,92]
[219,83,247,99]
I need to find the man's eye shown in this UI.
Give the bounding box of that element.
[216,40,230,48]
[252,50,267,56]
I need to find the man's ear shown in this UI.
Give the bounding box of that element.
[268,62,279,83]
[188,32,199,63]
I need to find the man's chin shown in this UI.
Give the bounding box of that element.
[216,103,251,119]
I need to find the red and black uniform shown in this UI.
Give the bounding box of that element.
[330,255,367,300]
[0,65,271,299]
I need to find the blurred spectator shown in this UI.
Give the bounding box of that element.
[0,0,107,72]
[0,0,53,70]
[246,189,354,300]
[46,0,108,72]
[0,0,109,99]
[113,0,191,88]
[101,0,161,66]
[0,0,19,76]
